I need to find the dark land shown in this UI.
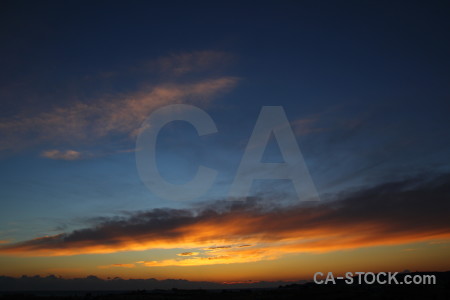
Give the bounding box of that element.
[0,271,449,299]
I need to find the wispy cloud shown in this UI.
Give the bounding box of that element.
[177,252,199,256]
[1,173,449,265]
[40,149,85,160]
[0,51,238,154]
[139,245,268,267]
[137,255,250,267]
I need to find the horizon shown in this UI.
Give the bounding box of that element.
[1,270,447,291]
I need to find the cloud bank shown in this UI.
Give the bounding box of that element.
[1,173,449,267]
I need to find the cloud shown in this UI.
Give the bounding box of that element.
[1,173,449,265]
[138,255,247,267]
[139,245,270,267]
[177,252,199,256]
[40,149,84,160]
[205,246,232,250]
[0,51,238,153]
[0,78,237,151]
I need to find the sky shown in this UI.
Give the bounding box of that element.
[0,0,450,285]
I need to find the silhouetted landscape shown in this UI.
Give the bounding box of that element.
[0,275,307,291]
[0,271,449,299]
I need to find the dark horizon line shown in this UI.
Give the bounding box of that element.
[1,270,449,292]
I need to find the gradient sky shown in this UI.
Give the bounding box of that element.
[0,0,450,283]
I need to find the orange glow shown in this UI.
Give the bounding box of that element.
[2,209,449,273]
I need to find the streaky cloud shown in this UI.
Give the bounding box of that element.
[0,173,449,264]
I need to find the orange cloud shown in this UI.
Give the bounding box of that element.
[1,174,449,266]
[136,245,276,267]
[177,252,200,256]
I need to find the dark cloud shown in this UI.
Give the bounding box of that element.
[0,173,449,256]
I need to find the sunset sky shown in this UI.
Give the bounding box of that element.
[0,1,450,284]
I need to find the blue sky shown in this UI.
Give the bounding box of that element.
[1,0,449,236]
